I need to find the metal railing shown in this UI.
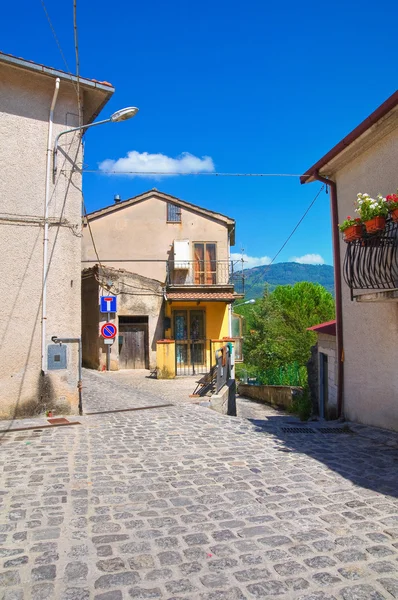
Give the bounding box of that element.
[176,339,210,376]
[343,217,398,299]
[167,260,244,292]
[215,345,231,393]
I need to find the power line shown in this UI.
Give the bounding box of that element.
[245,184,325,289]
[82,170,303,177]
[40,0,79,100]
[82,198,103,270]
[73,0,82,127]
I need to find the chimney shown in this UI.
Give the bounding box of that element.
[114,194,121,203]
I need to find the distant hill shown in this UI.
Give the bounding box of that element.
[242,262,334,299]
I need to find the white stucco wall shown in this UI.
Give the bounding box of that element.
[335,126,398,430]
[0,63,84,417]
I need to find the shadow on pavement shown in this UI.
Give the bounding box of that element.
[243,411,398,499]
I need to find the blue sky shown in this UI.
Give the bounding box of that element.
[3,0,397,267]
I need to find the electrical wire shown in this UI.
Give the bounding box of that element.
[73,0,82,127]
[82,198,103,271]
[82,171,304,177]
[244,184,325,289]
[40,0,79,101]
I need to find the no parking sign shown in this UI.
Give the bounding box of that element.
[101,322,117,339]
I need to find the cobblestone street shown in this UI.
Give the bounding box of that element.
[1,370,398,599]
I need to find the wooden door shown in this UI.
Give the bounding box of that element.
[119,323,148,369]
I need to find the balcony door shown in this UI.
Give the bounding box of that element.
[194,243,217,285]
[174,309,207,375]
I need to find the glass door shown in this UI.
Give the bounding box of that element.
[173,309,207,375]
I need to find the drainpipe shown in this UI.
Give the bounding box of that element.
[41,78,61,373]
[227,230,232,338]
[313,173,344,419]
[51,336,83,415]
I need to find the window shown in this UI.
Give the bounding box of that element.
[167,203,181,223]
[193,243,217,284]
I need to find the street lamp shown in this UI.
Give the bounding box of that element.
[53,106,139,177]
[234,299,256,308]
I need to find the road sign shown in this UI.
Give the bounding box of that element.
[100,296,117,313]
[101,322,117,339]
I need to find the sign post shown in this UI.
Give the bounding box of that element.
[100,296,117,313]
[101,322,117,371]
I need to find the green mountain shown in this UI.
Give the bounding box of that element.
[242,262,334,299]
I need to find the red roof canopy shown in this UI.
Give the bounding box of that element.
[307,319,336,336]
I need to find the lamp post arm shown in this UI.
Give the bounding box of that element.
[53,117,111,178]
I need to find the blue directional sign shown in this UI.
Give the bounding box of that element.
[100,295,117,313]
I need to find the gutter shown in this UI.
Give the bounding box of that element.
[300,90,398,184]
[311,174,344,419]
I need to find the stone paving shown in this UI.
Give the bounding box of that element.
[0,371,398,599]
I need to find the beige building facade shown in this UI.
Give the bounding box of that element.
[302,91,398,431]
[82,190,242,374]
[0,52,113,418]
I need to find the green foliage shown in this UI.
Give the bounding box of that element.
[243,281,335,372]
[338,216,362,232]
[236,362,307,387]
[243,262,335,299]
[289,386,312,421]
[356,193,389,222]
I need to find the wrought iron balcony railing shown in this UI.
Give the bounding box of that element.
[166,260,244,293]
[343,217,398,299]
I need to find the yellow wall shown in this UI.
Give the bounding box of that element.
[164,301,229,338]
[164,301,229,367]
[156,341,176,379]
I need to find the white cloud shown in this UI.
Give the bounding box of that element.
[290,254,325,265]
[231,253,272,268]
[99,151,215,178]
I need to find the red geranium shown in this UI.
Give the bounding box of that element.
[386,194,398,203]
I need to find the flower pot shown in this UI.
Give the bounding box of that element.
[343,224,362,242]
[364,216,386,234]
[390,208,398,223]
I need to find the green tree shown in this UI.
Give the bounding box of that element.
[243,282,335,371]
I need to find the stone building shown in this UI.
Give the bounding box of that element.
[0,52,114,418]
[81,190,243,373]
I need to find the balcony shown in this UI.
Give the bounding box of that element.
[343,217,398,301]
[166,260,244,295]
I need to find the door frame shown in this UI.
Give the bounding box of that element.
[118,316,149,369]
[319,352,329,419]
[172,308,207,375]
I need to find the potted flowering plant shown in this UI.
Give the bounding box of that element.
[338,216,363,242]
[386,193,398,222]
[355,193,388,234]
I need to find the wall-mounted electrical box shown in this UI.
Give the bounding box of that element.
[48,344,67,370]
